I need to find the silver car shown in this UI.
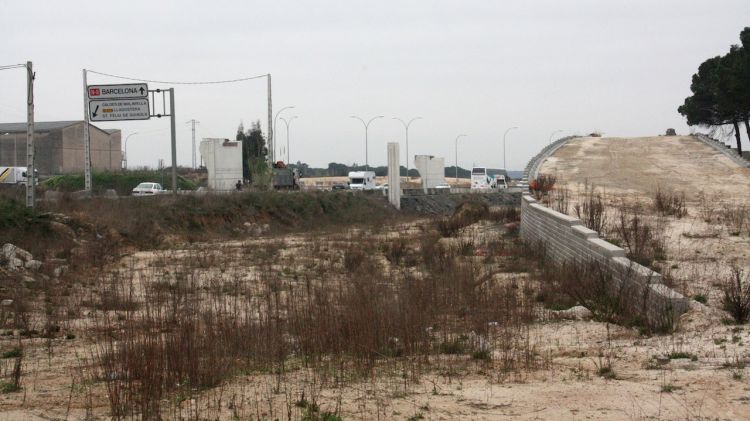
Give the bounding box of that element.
[132,182,165,196]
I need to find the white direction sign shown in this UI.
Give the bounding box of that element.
[88,83,148,100]
[89,99,150,121]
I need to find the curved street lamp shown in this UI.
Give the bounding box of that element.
[455,134,467,182]
[273,105,295,162]
[393,117,422,180]
[124,132,138,170]
[280,115,298,164]
[503,126,518,170]
[350,115,384,170]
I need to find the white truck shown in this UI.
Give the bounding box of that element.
[471,167,508,190]
[347,171,376,190]
[0,166,37,185]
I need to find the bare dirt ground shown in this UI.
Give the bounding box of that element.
[540,135,750,199]
[3,138,750,420]
[4,211,750,420]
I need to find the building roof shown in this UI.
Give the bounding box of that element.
[0,120,118,137]
[0,120,80,133]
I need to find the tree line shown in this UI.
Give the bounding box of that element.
[679,27,750,154]
[235,121,475,180]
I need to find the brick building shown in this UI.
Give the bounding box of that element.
[0,121,121,175]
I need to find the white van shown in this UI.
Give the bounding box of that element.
[347,171,376,190]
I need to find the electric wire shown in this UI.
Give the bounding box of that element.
[86,70,269,85]
[0,64,26,71]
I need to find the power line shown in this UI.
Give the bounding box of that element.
[0,64,26,71]
[86,70,269,85]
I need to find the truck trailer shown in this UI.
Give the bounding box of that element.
[0,166,37,185]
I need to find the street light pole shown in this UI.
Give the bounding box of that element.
[393,117,422,180]
[124,132,138,170]
[273,105,295,163]
[548,129,563,145]
[350,115,384,171]
[280,116,297,164]
[454,134,467,182]
[503,126,518,170]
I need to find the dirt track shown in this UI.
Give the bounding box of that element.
[539,136,750,199]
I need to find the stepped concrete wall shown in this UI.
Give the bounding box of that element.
[520,193,689,328]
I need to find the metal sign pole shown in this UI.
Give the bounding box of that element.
[82,69,92,192]
[26,61,34,208]
[169,88,177,194]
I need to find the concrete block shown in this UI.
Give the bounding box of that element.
[586,238,626,258]
[571,225,598,239]
[530,203,582,227]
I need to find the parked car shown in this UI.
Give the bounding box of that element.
[374,183,389,191]
[132,182,166,196]
[331,183,349,190]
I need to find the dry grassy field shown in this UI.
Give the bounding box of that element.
[1,135,750,420]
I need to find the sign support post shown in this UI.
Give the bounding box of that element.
[83,69,92,192]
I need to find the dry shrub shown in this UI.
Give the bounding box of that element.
[85,209,543,418]
[612,208,666,268]
[696,191,717,223]
[551,186,570,214]
[721,267,750,324]
[653,188,687,218]
[435,200,489,237]
[529,174,557,200]
[381,238,408,265]
[488,206,520,223]
[539,258,665,330]
[574,183,607,233]
[719,202,748,236]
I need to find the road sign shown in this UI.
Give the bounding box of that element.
[87,83,148,100]
[89,99,150,121]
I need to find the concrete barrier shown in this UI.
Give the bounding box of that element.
[692,134,750,168]
[520,194,689,328]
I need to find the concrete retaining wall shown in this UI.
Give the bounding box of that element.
[519,136,577,190]
[520,194,689,328]
[692,134,750,168]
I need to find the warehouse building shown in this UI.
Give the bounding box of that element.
[0,121,121,175]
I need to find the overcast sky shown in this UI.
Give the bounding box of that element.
[1,0,749,171]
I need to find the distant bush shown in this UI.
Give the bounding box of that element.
[653,188,687,218]
[42,170,197,195]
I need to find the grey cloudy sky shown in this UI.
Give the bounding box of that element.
[1,0,749,170]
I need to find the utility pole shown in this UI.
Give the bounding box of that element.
[82,69,92,192]
[186,119,200,169]
[26,61,34,208]
[169,88,177,194]
[267,74,273,165]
